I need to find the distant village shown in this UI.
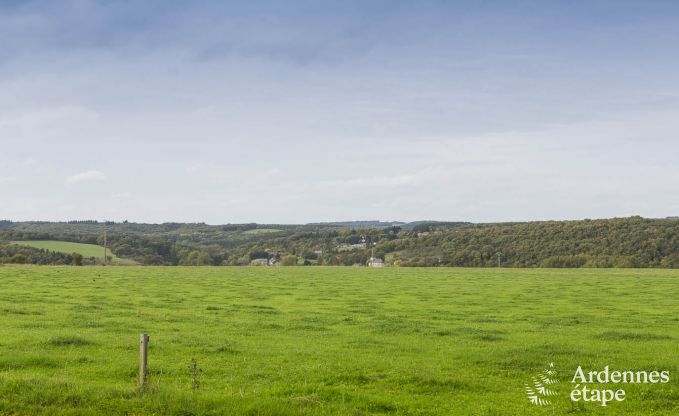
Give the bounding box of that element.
[250,235,387,267]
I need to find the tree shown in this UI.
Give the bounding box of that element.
[249,250,269,260]
[182,251,212,266]
[72,252,83,266]
[280,255,297,266]
[10,253,26,264]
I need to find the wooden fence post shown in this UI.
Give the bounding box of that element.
[139,333,149,386]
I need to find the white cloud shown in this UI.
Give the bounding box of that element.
[111,192,131,199]
[65,170,107,185]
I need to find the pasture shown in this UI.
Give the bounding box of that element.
[0,266,677,415]
[10,241,133,265]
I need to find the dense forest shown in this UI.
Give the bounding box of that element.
[1,217,678,267]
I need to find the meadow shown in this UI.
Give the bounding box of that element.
[0,266,677,415]
[10,241,134,265]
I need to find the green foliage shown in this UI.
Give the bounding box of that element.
[2,216,679,267]
[0,244,73,265]
[8,241,124,264]
[71,252,83,266]
[180,251,212,266]
[280,255,298,266]
[383,216,679,268]
[11,253,27,264]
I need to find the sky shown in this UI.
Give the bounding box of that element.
[1,0,679,224]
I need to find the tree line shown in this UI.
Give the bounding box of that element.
[1,216,678,267]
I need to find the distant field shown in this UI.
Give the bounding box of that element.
[241,228,282,235]
[0,267,677,415]
[10,240,134,265]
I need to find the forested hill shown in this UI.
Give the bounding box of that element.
[0,217,678,267]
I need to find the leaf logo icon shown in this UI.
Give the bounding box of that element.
[525,362,560,406]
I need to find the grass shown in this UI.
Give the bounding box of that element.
[9,241,135,265]
[0,266,677,415]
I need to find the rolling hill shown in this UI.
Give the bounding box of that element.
[10,240,135,265]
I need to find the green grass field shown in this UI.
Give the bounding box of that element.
[0,266,677,415]
[10,241,134,265]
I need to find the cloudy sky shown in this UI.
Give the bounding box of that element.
[1,1,678,224]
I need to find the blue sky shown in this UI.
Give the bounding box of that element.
[1,0,679,223]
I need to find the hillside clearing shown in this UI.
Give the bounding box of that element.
[9,240,135,265]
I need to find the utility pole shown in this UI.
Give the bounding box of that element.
[497,252,502,268]
[103,223,107,266]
